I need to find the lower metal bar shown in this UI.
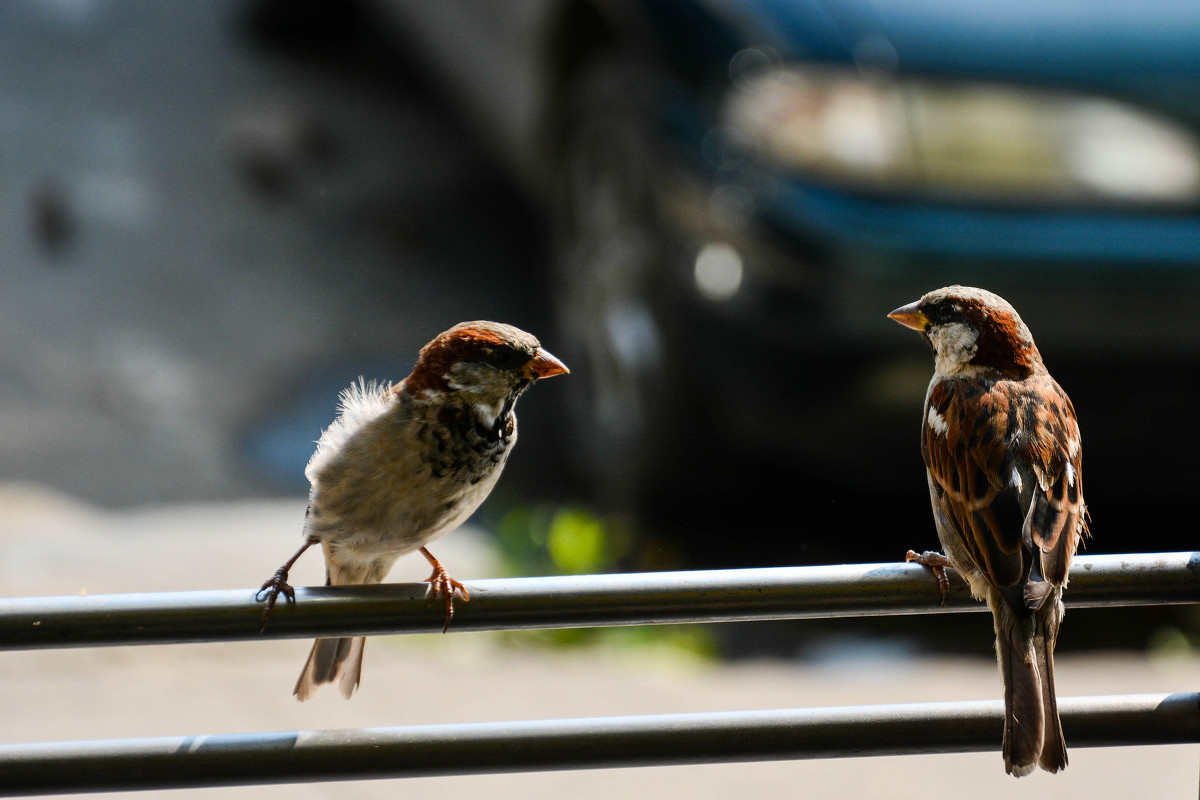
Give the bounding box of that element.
[0,692,1195,795]
[0,552,1195,649]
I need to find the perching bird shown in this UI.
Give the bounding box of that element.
[889,286,1087,776]
[257,321,568,699]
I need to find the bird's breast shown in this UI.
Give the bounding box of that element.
[423,405,517,481]
[305,403,517,556]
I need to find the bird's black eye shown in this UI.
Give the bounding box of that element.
[488,346,529,371]
[936,302,955,320]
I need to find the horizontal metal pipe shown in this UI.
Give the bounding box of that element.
[0,552,1195,649]
[0,692,1196,795]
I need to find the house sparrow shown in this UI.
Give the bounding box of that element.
[257,321,568,699]
[888,286,1087,777]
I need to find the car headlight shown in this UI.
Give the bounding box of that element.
[721,62,1200,205]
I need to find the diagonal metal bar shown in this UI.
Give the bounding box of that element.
[0,692,1196,795]
[0,551,1195,650]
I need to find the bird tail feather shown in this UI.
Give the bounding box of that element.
[293,549,394,701]
[294,635,366,700]
[1035,598,1068,773]
[991,593,1044,777]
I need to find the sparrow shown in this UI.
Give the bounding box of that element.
[888,286,1087,777]
[256,321,568,699]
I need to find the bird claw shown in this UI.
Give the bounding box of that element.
[906,549,953,607]
[424,565,469,633]
[255,568,296,632]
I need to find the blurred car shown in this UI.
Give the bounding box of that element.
[377,0,1200,562]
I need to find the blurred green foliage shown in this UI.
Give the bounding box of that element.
[492,502,717,659]
[495,503,633,576]
[1146,605,1200,662]
[505,623,719,661]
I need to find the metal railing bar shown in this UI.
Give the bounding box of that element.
[0,551,1195,650]
[0,692,1195,795]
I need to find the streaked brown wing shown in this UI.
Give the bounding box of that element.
[923,379,1025,588]
[1020,376,1087,587]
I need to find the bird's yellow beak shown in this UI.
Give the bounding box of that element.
[887,301,930,332]
[521,348,569,380]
